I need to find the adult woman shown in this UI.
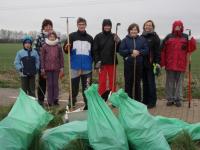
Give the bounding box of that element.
[119,23,148,101]
[142,20,161,108]
[35,19,53,106]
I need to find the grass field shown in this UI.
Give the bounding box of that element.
[0,43,200,98]
[0,43,200,150]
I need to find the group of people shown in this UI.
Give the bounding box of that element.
[14,17,196,110]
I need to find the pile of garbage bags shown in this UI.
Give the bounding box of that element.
[0,85,200,150]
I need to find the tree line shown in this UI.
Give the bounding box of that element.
[0,29,67,43]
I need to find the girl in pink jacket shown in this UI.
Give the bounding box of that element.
[41,31,64,106]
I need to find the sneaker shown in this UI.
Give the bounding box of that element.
[175,101,182,107]
[166,101,174,106]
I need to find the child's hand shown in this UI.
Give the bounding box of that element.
[41,69,46,78]
[59,69,64,79]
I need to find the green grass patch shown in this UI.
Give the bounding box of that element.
[0,43,200,98]
[170,131,199,150]
[0,105,13,120]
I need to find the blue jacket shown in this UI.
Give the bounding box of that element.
[14,48,40,76]
[119,35,149,64]
[64,31,93,71]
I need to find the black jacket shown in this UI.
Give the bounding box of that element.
[141,32,161,68]
[93,32,120,65]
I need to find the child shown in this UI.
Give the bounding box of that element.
[41,31,64,106]
[14,36,40,97]
[63,17,93,110]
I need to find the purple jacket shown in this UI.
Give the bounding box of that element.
[41,41,64,71]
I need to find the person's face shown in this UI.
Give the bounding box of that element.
[48,34,56,41]
[24,43,31,49]
[144,22,154,32]
[103,25,112,32]
[77,22,86,32]
[44,24,53,33]
[174,25,182,31]
[129,27,138,37]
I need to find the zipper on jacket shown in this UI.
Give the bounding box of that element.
[81,41,82,69]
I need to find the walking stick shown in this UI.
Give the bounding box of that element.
[186,29,192,108]
[133,39,136,99]
[108,23,121,99]
[61,17,75,111]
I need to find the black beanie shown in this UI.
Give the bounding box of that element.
[102,19,112,27]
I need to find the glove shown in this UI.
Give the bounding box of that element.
[153,63,161,76]
[114,34,120,43]
[95,61,102,69]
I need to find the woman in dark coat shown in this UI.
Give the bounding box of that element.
[142,20,161,109]
[119,23,148,102]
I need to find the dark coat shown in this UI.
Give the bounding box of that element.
[141,32,160,68]
[119,35,149,64]
[93,32,120,65]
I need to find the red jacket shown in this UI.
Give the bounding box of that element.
[41,41,64,72]
[161,34,196,72]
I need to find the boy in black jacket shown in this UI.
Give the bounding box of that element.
[93,19,120,101]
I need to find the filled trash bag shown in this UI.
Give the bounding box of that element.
[85,84,129,150]
[0,89,53,150]
[185,123,200,141]
[109,89,170,150]
[40,120,88,150]
[155,116,200,141]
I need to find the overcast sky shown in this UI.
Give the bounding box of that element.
[1,0,200,38]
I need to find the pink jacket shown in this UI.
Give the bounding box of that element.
[41,40,64,71]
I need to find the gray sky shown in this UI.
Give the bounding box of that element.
[1,0,200,38]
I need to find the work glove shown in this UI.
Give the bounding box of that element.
[153,63,161,76]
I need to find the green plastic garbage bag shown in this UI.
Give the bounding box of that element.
[155,116,200,141]
[40,120,88,150]
[0,89,53,150]
[85,84,129,150]
[185,123,200,140]
[110,89,170,150]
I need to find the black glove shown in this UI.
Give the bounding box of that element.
[153,63,161,76]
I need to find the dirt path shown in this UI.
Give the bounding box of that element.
[0,88,200,123]
[0,88,84,107]
[0,88,19,106]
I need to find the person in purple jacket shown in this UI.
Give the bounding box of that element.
[41,31,64,106]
